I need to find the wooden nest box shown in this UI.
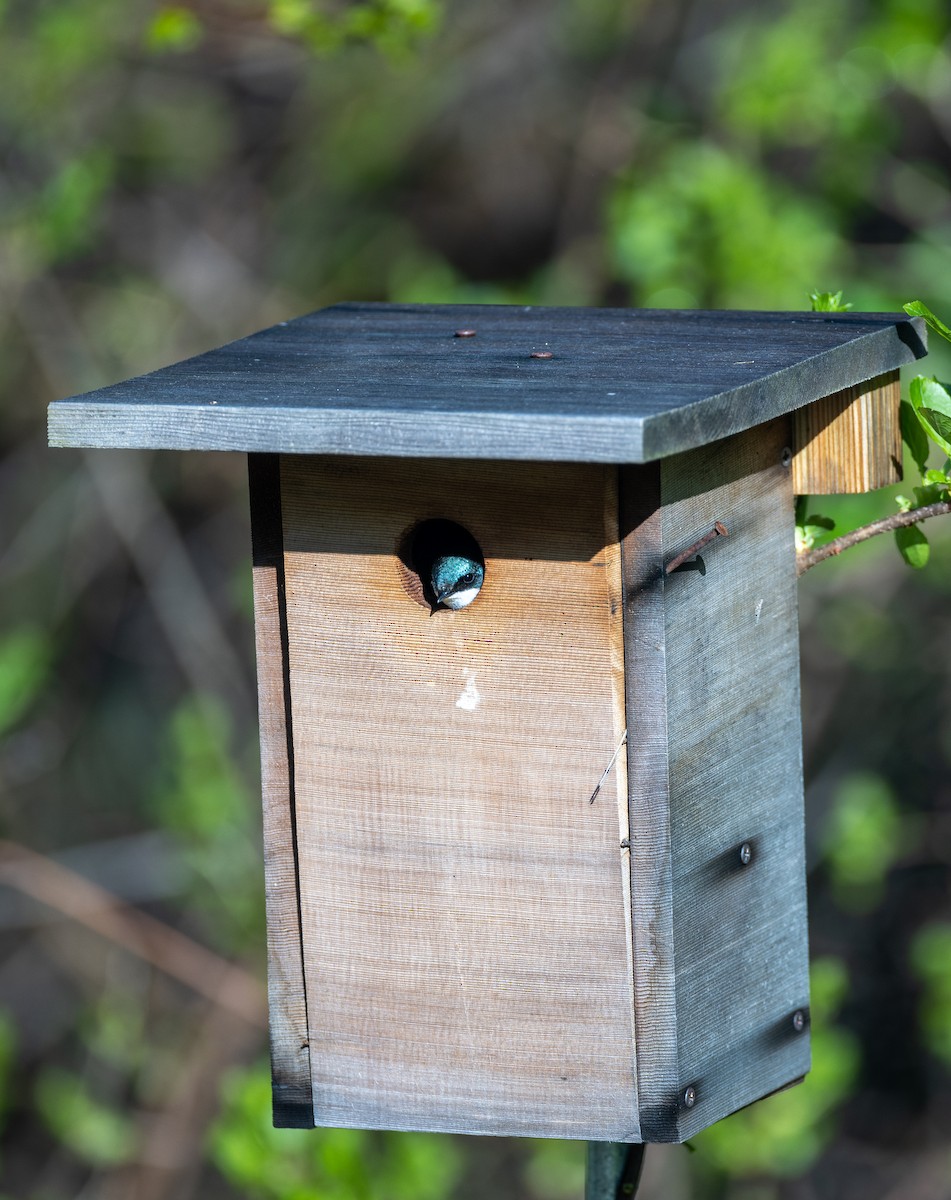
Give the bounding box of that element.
[49,304,927,1144]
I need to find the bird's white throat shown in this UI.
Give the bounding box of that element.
[441,585,481,610]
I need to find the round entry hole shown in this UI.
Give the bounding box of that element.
[397,519,485,611]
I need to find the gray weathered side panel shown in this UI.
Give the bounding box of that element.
[660,418,810,1142]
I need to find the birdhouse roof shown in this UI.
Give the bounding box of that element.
[48,303,926,463]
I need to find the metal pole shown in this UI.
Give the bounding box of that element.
[584,1142,645,1200]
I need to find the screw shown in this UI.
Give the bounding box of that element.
[738,842,753,866]
[530,350,554,359]
[792,1009,806,1033]
[781,446,793,468]
[620,838,631,849]
[454,329,477,338]
[665,522,729,575]
[682,1085,697,1109]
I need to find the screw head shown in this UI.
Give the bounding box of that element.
[738,841,753,866]
[682,1085,697,1108]
[781,446,793,468]
[792,1009,806,1033]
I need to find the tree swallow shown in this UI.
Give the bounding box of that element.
[406,518,485,611]
[430,554,485,609]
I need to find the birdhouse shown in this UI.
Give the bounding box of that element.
[48,304,926,1145]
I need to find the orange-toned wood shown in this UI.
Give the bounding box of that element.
[792,370,901,494]
[280,455,637,1140]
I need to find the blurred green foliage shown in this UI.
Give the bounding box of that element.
[1,0,951,1197]
[35,1067,137,1168]
[211,1066,461,1200]
[152,696,264,953]
[0,628,50,738]
[910,924,951,1065]
[820,772,913,911]
[693,958,860,1177]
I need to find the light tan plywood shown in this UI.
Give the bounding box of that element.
[280,455,637,1141]
[792,370,901,494]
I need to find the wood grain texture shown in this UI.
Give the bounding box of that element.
[248,454,313,1127]
[792,370,902,493]
[48,305,926,464]
[622,420,810,1142]
[280,455,638,1140]
[618,467,678,1141]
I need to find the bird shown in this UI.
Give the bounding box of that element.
[430,553,485,609]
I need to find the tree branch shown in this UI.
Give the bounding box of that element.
[0,839,266,1026]
[797,500,951,575]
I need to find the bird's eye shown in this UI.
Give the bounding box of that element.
[459,572,474,586]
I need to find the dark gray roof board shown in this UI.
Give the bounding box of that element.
[47,303,927,463]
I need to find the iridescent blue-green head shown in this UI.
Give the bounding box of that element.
[430,554,485,610]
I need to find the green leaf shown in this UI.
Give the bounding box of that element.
[0,627,50,737]
[146,7,204,52]
[895,523,929,569]
[903,300,951,345]
[810,289,852,312]
[900,399,930,473]
[35,1068,137,1166]
[909,376,951,458]
[911,923,951,1065]
[913,483,946,507]
[924,468,950,485]
[921,408,951,456]
[795,510,835,552]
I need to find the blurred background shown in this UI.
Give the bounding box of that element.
[2,0,951,1196]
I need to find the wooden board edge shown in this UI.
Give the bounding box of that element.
[619,463,679,1143]
[791,369,901,494]
[248,453,314,1128]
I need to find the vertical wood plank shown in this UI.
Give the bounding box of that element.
[280,455,638,1140]
[248,454,313,1127]
[618,466,679,1140]
[622,421,811,1142]
[792,370,901,494]
[665,419,810,1140]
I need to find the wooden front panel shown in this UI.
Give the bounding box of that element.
[279,456,637,1140]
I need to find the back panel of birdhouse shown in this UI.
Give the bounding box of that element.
[267,454,638,1140]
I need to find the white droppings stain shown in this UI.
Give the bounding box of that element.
[755,598,764,624]
[456,668,481,711]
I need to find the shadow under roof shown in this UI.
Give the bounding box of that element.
[47,303,927,464]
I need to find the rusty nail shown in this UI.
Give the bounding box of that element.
[454,329,477,338]
[682,1085,697,1108]
[738,842,753,866]
[792,1009,806,1033]
[530,350,553,359]
[781,446,793,468]
[665,522,729,575]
